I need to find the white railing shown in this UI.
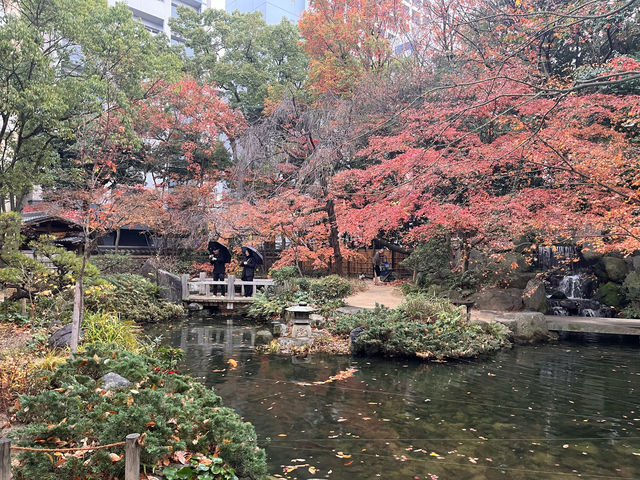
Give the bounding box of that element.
[181,273,274,305]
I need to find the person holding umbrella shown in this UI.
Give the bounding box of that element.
[208,240,231,296]
[241,246,264,297]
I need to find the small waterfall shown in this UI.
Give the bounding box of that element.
[550,273,612,317]
[558,275,588,299]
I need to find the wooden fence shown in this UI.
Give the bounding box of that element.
[0,434,140,480]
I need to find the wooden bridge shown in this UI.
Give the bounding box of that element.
[181,273,275,310]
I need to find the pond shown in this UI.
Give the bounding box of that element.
[146,317,640,479]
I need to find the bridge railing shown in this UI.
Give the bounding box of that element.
[181,273,275,301]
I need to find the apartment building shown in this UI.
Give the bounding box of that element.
[225,0,306,24]
[106,0,219,44]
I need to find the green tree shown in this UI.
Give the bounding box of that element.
[0,0,181,211]
[170,8,308,122]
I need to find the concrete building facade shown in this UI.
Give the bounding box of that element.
[225,0,306,24]
[106,0,216,41]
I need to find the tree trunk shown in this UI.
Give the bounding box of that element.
[229,138,243,198]
[325,198,342,275]
[70,249,87,354]
[115,228,121,254]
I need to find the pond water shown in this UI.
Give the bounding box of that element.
[146,317,640,480]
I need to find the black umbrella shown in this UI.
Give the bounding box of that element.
[208,240,231,263]
[242,246,264,265]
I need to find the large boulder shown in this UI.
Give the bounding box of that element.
[522,279,548,314]
[48,324,83,348]
[505,272,537,289]
[629,256,640,273]
[601,257,629,283]
[158,269,183,302]
[472,288,524,312]
[581,248,603,263]
[498,312,550,344]
[595,282,625,307]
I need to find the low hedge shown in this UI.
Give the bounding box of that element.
[248,274,353,320]
[13,344,267,480]
[328,294,510,360]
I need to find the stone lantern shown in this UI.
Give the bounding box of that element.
[285,302,316,338]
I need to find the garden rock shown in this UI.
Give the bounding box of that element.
[505,272,537,289]
[596,282,624,307]
[310,313,326,328]
[601,256,629,282]
[187,302,203,311]
[522,279,548,313]
[99,372,132,390]
[48,324,83,348]
[581,248,603,263]
[472,288,524,311]
[349,326,365,346]
[140,259,157,281]
[255,329,273,345]
[158,269,182,303]
[498,312,550,344]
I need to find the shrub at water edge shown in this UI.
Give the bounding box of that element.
[328,294,510,360]
[85,274,184,323]
[13,343,267,480]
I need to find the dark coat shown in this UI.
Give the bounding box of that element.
[241,255,258,280]
[208,243,231,275]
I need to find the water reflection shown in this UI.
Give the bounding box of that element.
[147,317,640,480]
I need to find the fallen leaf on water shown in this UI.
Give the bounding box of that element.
[344,460,353,466]
[563,444,569,449]
[295,368,357,386]
[278,434,287,437]
[227,359,238,369]
[309,466,317,474]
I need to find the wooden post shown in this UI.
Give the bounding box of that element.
[181,274,189,301]
[0,438,10,480]
[124,433,140,480]
[226,275,235,310]
[199,272,206,295]
[227,275,235,299]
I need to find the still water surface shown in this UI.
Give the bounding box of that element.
[147,318,640,480]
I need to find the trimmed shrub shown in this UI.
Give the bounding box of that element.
[14,344,267,480]
[309,275,352,303]
[248,275,352,321]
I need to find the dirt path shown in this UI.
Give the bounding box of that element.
[344,280,404,309]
